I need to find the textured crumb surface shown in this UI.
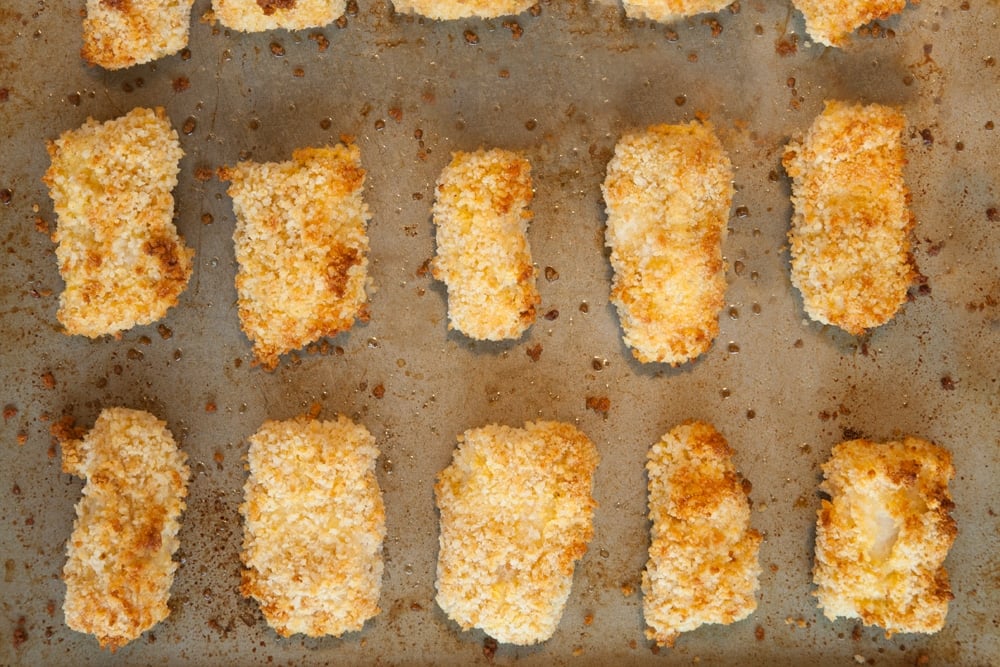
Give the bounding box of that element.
[212,0,346,32]
[431,148,539,341]
[240,415,385,637]
[622,0,733,22]
[60,407,190,651]
[783,100,914,336]
[642,420,761,647]
[391,0,535,19]
[435,422,598,645]
[43,107,193,338]
[82,0,193,69]
[792,0,908,46]
[814,437,956,635]
[602,122,733,365]
[220,144,370,370]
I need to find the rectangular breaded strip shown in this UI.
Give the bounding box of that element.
[783,101,914,335]
[814,437,956,635]
[82,0,194,69]
[43,107,194,338]
[240,415,385,637]
[602,122,733,364]
[642,421,761,647]
[391,0,536,20]
[431,149,539,340]
[220,145,370,370]
[791,0,907,46]
[212,0,346,32]
[60,408,190,650]
[623,0,733,22]
[435,421,598,645]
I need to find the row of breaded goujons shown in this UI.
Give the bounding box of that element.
[57,408,956,651]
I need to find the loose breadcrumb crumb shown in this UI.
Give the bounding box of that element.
[791,0,908,46]
[213,0,346,32]
[602,122,733,364]
[435,422,599,645]
[783,101,914,335]
[431,148,539,340]
[220,144,371,370]
[60,408,190,650]
[814,437,956,635]
[391,0,536,19]
[43,107,194,338]
[643,421,761,647]
[623,0,733,22]
[241,415,385,637]
[82,0,194,69]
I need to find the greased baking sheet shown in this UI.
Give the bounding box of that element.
[1,0,997,664]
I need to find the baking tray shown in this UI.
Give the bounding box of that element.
[1,0,997,664]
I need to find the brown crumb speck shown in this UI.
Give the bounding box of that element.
[388,107,403,122]
[3,405,16,421]
[544,266,559,281]
[586,395,610,414]
[503,19,523,39]
[464,29,479,45]
[372,384,385,399]
[171,77,190,93]
[483,637,498,662]
[194,166,213,182]
[205,401,217,413]
[41,371,56,389]
[309,32,329,51]
[526,344,542,362]
[755,625,765,641]
[544,309,559,321]
[775,35,798,56]
[940,375,956,390]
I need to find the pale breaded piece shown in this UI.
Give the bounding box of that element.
[60,408,190,650]
[642,421,761,647]
[431,149,539,340]
[435,421,598,645]
[783,101,914,335]
[213,0,345,32]
[602,122,733,364]
[82,0,194,69]
[220,145,371,370]
[43,107,194,338]
[792,0,907,46]
[240,415,385,637]
[623,0,733,22]
[391,0,535,20]
[814,437,956,635]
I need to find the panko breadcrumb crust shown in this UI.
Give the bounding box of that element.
[60,408,190,651]
[213,0,346,32]
[435,422,599,645]
[82,0,194,69]
[240,415,385,637]
[602,122,733,365]
[783,101,915,335]
[391,0,536,19]
[642,421,761,647]
[43,107,194,338]
[431,148,540,341]
[792,0,909,47]
[814,437,956,635]
[623,0,733,22]
[220,144,371,370]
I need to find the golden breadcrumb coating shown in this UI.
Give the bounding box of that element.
[623,0,733,22]
[783,101,914,335]
[642,421,761,647]
[602,122,733,364]
[213,0,346,32]
[792,0,908,46]
[431,148,540,341]
[220,144,371,370]
[814,437,956,635]
[391,0,535,19]
[60,408,190,651]
[435,421,599,645]
[82,0,194,69]
[240,415,385,637]
[43,107,194,338]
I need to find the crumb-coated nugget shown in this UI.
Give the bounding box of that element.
[241,415,385,637]
[623,0,733,22]
[435,421,599,645]
[783,101,914,335]
[643,421,761,647]
[220,144,371,370]
[431,148,540,340]
[43,107,193,338]
[792,0,907,46]
[82,0,194,69]
[814,437,956,635]
[391,0,535,20]
[602,122,733,365]
[213,0,345,32]
[60,408,190,650]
